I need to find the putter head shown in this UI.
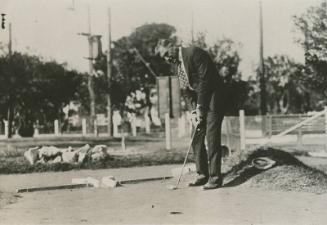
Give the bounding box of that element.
[166,185,177,190]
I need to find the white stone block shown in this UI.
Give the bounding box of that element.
[72,178,89,185]
[101,176,119,188]
[86,177,100,188]
[72,177,100,188]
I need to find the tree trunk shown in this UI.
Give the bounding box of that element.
[88,76,96,118]
[88,76,96,133]
[7,104,14,138]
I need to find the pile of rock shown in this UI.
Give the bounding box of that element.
[24,144,109,165]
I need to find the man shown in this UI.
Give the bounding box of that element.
[155,39,226,190]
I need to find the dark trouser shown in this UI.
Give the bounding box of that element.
[191,91,224,183]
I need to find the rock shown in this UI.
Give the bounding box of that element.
[72,177,100,188]
[76,144,91,163]
[62,150,78,163]
[24,147,40,165]
[101,176,119,188]
[86,177,100,188]
[38,146,62,162]
[91,145,107,154]
[77,144,91,153]
[78,151,88,163]
[48,155,62,164]
[52,155,62,163]
[90,145,109,162]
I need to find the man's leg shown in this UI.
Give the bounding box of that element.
[189,126,209,186]
[205,111,224,184]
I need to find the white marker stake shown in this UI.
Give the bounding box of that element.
[165,113,172,150]
[239,110,246,151]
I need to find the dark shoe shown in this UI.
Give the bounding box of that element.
[201,178,223,190]
[188,176,208,187]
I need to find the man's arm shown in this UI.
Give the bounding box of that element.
[193,50,213,111]
[181,89,197,111]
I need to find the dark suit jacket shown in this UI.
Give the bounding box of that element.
[180,46,225,113]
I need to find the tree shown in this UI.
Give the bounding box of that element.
[93,23,177,112]
[261,55,311,114]
[196,36,249,115]
[293,2,327,101]
[190,34,248,115]
[0,52,84,137]
[0,53,38,137]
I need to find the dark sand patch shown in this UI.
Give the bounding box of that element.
[224,148,327,194]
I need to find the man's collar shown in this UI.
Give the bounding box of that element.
[177,46,183,65]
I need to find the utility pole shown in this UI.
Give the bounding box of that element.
[6,22,14,138]
[8,22,12,55]
[77,4,96,127]
[106,7,112,136]
[87,5,96,122]
[191,11,194,44]
[259,0,267,115]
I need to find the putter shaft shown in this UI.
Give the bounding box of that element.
[173,125,199,189]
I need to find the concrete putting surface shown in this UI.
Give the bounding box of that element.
[1,168,327,225]
[1,149,327,224]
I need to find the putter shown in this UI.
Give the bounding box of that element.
[167,124,200,190]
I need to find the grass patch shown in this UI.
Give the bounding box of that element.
[0,146,191,174]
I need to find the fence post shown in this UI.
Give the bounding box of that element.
[297,129,303,147]
[185,111,192,135]
[239,110,246,151]
[54,120,60,136]
[145,115,151,134]
[131,114,137,137]
[94,119,98,136]
[165,113,172,150]
[325,106,327,151]
[113,121,119,137]
[268,115,272,138]
[34,120,39,137]
[82,119,87,136]
[121,133,126,151]
[4,120,9,139]
[297,114,303,147]
[178,114,186,138]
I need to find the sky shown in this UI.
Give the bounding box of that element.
[0,0,322,78]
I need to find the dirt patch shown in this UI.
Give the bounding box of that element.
[224,148,327,194]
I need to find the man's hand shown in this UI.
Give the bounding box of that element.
[190,110,198,127]
[191,105,206,127]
